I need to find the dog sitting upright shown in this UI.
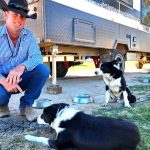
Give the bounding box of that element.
[25,103,140,150]
[97,60,136,107]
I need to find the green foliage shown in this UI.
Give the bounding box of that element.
[129,85,150,92]
[0,136,48,150]
[129,85,150,101]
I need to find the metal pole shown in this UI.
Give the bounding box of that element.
[52,45,58,85]
[47,45,62,94]
[119,2,120,13]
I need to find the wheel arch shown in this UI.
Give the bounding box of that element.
[113,39,129,57]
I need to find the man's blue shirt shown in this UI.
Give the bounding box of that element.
[0,25,43,78]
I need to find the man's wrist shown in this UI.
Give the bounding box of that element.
[19,64,26,71]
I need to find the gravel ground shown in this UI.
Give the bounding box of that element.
[0,63,150,149]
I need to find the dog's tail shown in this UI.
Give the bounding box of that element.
[126,87,136,103]
[129,94,136,103]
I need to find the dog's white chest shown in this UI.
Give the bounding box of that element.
[104,75,121,96]
[109,80,120,92]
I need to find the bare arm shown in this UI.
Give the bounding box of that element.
[6,64,26,85]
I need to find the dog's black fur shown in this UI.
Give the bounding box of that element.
[96,60,136,107]
[38,103,140,150]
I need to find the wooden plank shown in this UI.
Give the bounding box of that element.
[38,42,53,48]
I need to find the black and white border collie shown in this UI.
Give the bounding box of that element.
[25,103,140,150]
[96,60,136,107]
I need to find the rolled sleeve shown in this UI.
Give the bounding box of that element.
[22,32,43,71]
[22,54,43,71]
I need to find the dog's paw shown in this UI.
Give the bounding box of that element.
[25,135,38,142]
[124,104,131,108]
[25,135,49,145]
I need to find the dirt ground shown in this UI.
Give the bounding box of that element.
[0,62,150,149]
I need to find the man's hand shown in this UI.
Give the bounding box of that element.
[0,78,23,93]
[6,64,26,85]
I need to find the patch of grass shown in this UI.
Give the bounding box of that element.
[11,136,26,144]
[93,102,150,150]
[129,85,150,93]
[145,97,150,101]
[129,85,150,101]
[0,136,47,150]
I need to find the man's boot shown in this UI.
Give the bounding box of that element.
[0,105,10,118]
[23,106,38,122]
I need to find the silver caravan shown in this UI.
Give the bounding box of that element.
[1,0,150,77]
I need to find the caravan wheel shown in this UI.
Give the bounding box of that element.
[50,62,68,77]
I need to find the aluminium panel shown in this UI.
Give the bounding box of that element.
[119,24,150,52]
[25,0,44,39]
[73,18,96,44]
[44,0,120,49]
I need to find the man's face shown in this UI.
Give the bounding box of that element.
[5,11,26,33]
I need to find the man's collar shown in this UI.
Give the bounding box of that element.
[0,25,27,37]
[21,28,27,36]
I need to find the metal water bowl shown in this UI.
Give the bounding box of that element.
[142,78,150,83]
[138,78,150,83]
[32,99,53,109]
[73,94,93,104]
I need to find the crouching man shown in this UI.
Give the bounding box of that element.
[0,0,50,121]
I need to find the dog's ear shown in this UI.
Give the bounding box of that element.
[115,57,122,64]
[41,113,52,124]
[112,58,121,65]
[45,103,69,119]
[59,103,70,110]
[112,60,117,64]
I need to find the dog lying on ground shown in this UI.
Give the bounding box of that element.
[25,103,140,150]
[95,60,136,107]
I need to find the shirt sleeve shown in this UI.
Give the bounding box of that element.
[22,31,43,71]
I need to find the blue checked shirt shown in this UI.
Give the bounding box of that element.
[0,25,43,78]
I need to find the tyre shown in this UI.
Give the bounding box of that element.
[111,50,125,72]
[50,62,68,77]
